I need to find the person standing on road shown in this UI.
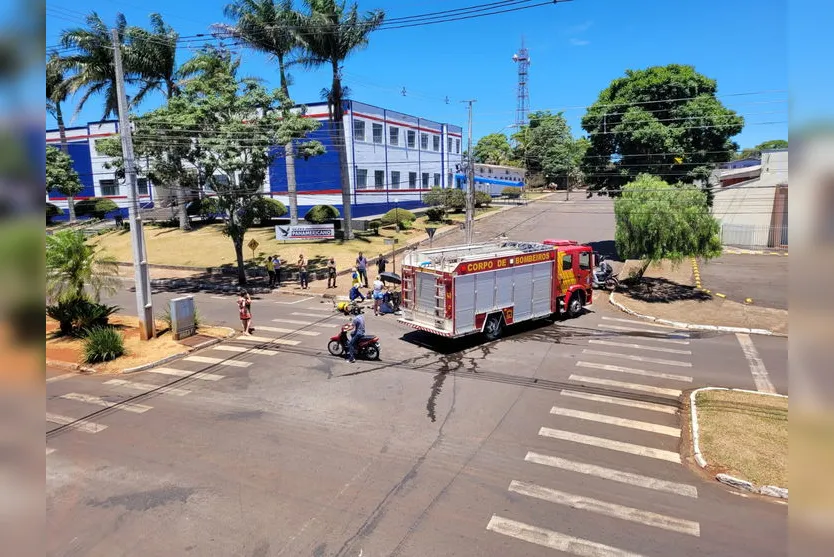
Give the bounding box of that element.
[376,253,388,275]
[327,257,337,289]
[371,275,386,316]
[266,255,276,288]
[237,290,252,335]
[298,253,308,289]
[346,309,366,364]
[273,255,282,286]
[356,252,368,288]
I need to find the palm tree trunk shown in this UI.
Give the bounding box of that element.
[56,103,78,223]
[286,142,299,225]
[330,65,353,240]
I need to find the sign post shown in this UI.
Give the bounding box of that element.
[425,227,437,249]
[247,238,259,261]
[384,237,398,273]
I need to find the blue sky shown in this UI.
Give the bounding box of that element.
[46,0,790,149]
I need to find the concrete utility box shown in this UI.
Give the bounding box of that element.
[170,296,196,340]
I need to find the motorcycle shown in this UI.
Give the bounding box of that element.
[592,257,620,291]
[327,324,381,360]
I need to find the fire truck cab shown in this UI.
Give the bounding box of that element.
[398,240,594,340]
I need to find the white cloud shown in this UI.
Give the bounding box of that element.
[567,20,593,34]
[570,38,590,47]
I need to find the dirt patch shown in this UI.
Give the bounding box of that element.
[695,389,788,487]
[616,260,788,334]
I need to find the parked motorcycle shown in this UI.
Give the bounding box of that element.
[592,256,620,291]
[327,324,381,360]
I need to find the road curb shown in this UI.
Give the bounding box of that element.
[608,291,785,337]
[689,386,788,500]
[45,359,96,374]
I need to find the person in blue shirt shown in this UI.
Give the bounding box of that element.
[349,284,366,303]
[347,310,366,363]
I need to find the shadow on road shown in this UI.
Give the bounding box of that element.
[624,277,712,304]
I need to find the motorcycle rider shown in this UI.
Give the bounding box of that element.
[345,308,366,364]
[593,254,613,286]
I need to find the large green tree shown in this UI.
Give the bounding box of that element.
[512,111,582,188]
[734,139,788,160]
[473,133,513,165]
[46,53,80,221]
[46,146,84,223]
[581,64,744,197]
[291,0,385,240]
[614,174,722,277]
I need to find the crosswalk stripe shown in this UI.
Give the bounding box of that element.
[525,452,697,497]
[596,324,690,343]
[508,480,700,536]
[104,379,190,396]
[183,355,252,368]
[588,339,692,355]
[539,427,681,463]
[46,412,108,433]
[274,297,313,304]
[46,372,76,383]
[254,325,320,337]
[569,375,682,397]
[602,316,677,329]
[146,367,224,381]
[550,406,680,437]
[294,305,332,312]
[582,349,692,368]
[486,515,645,557]
[233,335,300,346]
[213,345,279,356]
[272,318,334,328]
[292,311,339,319]
[560,390,677,414]
[576,361,693,382]
[60,393,152,413]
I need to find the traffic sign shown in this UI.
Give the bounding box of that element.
[247,238,259,252]
[425,227,437,239]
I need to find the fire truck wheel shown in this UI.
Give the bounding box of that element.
[567,292,585,318]
[483,314,504,341]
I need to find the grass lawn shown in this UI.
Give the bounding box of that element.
[93,206,500,273]
[696,389,788,487]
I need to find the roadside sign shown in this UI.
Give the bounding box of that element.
[425,227,437,239]
[248,238,259,251]
[275,223,335,240]
[383,238,398,245]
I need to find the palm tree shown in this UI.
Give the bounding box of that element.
[60,12,130,120]
[215,0,308,225]
[128,13,181,103]
[47,52,81,222]
[46,230,121,303]
[292,0,385,239]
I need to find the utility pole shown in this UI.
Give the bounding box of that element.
[112,29,154,340]
[462,99,476,244]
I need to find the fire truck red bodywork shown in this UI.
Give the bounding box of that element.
[398,241,593,339]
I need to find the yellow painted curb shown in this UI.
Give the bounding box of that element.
[715,292,726,298]
[745,298,754,304]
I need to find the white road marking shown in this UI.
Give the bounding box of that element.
[582,349,693,368]
[735,333,776,393]
[146,367,224,381]
[525,452,697,497]
[550,406,680,437]
[569,375,682,397]
[213,345,279,356]
[274,297,313,304]
[272,318,334,328]
[46,447,56,455]
[560,390,677,414]
[595,326,690,345]
[588,339,692,355]
[211,295,228,300]
[293,305,333,312]
[183,355,252,368]
[60,393,152,413]
[576,361,693,383]
[601,316,677,329]
[596,323,690,340]
[291,312,339,319]
[253,325,320,337]
[104,378,190,397]
[539,427,681,463]
[486,515,645,557]
[46,412,108,433]
[234,335,300,346]
[508,480,700,536]
[46,372,76,383]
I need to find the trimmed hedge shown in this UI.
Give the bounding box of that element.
[380,208,416,226]
[425,206,446,222]
[75,197,119,219]
[502,186,522,199]
[250,197,287,224]
[304,204,340,224]
[474,191,492,208]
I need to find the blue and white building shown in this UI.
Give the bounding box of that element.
[45,99,463,222]
[454,162,525,196]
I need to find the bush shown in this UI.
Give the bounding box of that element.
[250,197,287,225]
[368,220,381,235]
[46,203,63,224]
[380,208,416,227]
[187,197,223,222]
[425,207,446,222]
[75,197,119,219]
[304,204,340,224]
[502,187,522,199]
[422,187,447,207]
[82,326,125,363]
[47,298,120,336]
[47,299,83,335]
[475,191,492,208]
[444,188,466,212]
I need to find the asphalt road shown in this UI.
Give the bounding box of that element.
[697,254,788,309]
[48,197,788,557]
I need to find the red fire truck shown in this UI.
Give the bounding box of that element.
[398,240,594,340]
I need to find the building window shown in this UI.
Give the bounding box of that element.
[374,170,385,189]
[356,169,368,189]
[100,179,118,196]
[433,173,441,187]
[505,169,510,175]
[372,123,383,144]
[455,139,461,154]
[447,137,452,152]
[137,177,149,195]
[409,172,417,189]
[433,135,440,152]
[407,130,416,148]
[391,171,400,190]
[488,167,492,174]
[389,126,399,146]
[420,133,428,150]
[353,119,365,141]
[422,173,430,188]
